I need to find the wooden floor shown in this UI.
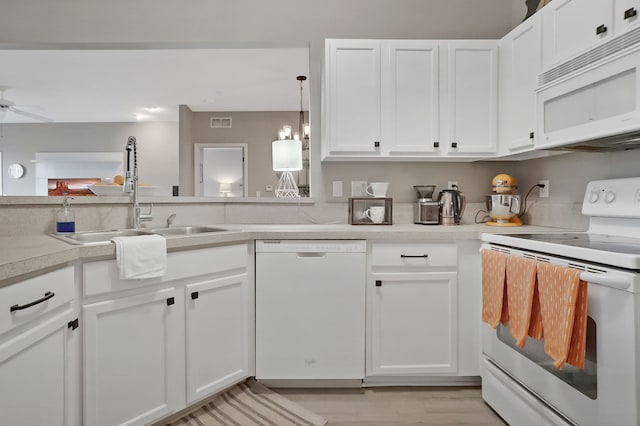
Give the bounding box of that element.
[275,386,507,426]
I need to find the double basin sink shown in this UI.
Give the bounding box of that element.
[51,226,228,245]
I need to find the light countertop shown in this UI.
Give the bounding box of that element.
[0,223,576,282]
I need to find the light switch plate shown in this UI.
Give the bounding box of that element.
[332,181,343,197]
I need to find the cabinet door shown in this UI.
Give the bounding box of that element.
[185,273,250,403]
[367,272,458,376]
[382,41,441,155]
[445,42,498,154]
[614,0,640,35]
[323,39,381,156]
[541,0,613,70]
[83,287,183,426]
[0,308,77,426]
[499,14,541,153]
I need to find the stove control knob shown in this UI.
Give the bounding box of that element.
[605,191,616,204]
[589,191,600,203]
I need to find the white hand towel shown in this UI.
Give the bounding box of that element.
[112,234,167,280]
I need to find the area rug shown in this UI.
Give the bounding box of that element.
[168,379,328,426]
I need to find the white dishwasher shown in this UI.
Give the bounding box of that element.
[255,240,366,381]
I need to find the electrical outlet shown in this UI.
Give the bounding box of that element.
[539,180,549,198]
[448,181,458,189]
[332,181,343,197]
[351,181,367,196]
[265,185,273,192]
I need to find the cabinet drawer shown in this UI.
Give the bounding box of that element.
[371,243,457,268]
[83,244,248,297]
[0,266,74,336]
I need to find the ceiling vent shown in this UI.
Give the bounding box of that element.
[210,117,232,128]
[539,26,640,86]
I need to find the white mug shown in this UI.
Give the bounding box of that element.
[365,206,386,224]
[365,182,390,197]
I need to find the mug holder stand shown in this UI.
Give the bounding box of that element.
[348,197,393,225]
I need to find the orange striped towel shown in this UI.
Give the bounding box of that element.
[481,249,509,328]
[528,282,543,340]
[506,256,538,348]
[536,263,588,369]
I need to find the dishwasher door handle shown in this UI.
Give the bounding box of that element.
[296,252,327,259]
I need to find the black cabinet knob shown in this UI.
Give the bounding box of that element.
[375,280,382,287]
[596,24,608,35]
[529,131,535,139]
[625,7,637,19]
[166,297,175,306]
[374,141,380,148]
[451,142,458,148]
[191,292,199,300]
[433,141,440,148]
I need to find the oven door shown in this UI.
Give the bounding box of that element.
[482,264,640,426]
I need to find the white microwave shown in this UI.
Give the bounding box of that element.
[535,34,640,152]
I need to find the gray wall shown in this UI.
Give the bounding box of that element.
[0,122,178,195]
[181,110,301,197]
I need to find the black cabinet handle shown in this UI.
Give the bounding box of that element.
[596,24,608,35]
[68,318,79,330]
[625,7,637,19]
[375,280,382,287]
[451,142,458,148]
[400,254,429,258]
[374,141,380,148]
[191,292,199,300]
[10,291,55,312]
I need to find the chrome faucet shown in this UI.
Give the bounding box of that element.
[124,136,152,228]
[166,213,176,227]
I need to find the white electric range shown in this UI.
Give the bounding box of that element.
[481,177,640,426]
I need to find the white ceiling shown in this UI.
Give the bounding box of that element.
[0,48,310,123]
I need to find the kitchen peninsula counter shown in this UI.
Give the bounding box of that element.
[0,223,576,283]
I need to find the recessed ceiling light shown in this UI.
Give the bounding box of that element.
[135,114,149,121]
[144,106,161,112]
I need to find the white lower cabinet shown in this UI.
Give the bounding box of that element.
[82,287,184,426]
[82,244,252,426]
[368,272,458,375]
[185,273,250,403]
[367,242,459,378]
[0,266,78,426]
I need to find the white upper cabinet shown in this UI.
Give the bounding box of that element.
[541,0,614,70]
[381,41,441,155]
[445,41,499,155]
[322,39,499,160]
[614,0,640,34]
[499,13,541,154]
[323,39,382,156]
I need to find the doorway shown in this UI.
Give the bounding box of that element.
[194,143,248,197]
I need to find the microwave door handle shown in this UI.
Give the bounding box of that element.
[580,272,631,290]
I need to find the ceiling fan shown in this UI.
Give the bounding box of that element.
[0,88,53,123]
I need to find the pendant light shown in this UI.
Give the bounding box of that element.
[272,75,308,198]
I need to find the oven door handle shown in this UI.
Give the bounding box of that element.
[580,272,631,290]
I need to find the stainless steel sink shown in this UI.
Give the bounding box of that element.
[50,226,228,245]
[50,229,150,245]
[143,226,228,236]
